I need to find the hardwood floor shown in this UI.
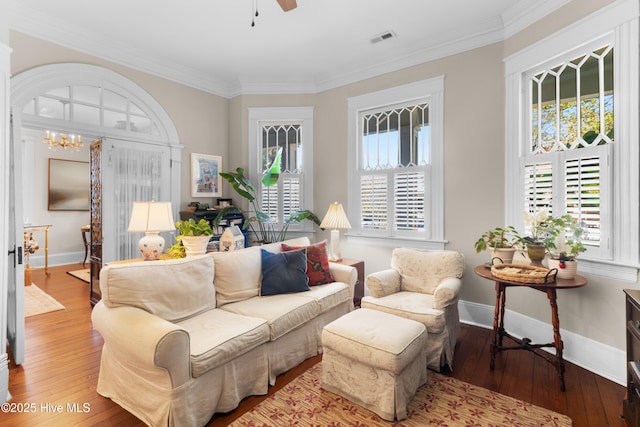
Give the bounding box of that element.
[3,263,627,426]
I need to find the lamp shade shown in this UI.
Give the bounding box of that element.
[127,201,175,232]
[320,202,351,230]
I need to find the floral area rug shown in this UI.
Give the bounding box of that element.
[228,362,572,426]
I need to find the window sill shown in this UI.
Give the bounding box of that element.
[345,233,447,250]
[576,258,639,283]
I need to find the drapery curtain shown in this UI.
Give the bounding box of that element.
[112,146,163,260]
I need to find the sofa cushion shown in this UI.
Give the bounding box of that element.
[391,248,465,294]
[298,282,350,313]
[176,309,270,377]
[210,247,262,306]
[282,240,335,286]
[100,255,216,323]
[220,295,319,340]
[260,249,309,296]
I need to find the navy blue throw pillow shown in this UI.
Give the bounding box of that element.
[260,249,309,296]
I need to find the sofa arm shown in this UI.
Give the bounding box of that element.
[365,269,401,298]
[433,277,462,309]
[92,301,191,388]
[329,262,358,300]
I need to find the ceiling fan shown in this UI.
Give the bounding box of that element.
[276,0,297,12]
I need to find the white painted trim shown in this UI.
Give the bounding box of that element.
[501,0,571,39]
[459,300,626,386]
[0,38,11,403]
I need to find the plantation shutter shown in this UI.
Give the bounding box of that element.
[564,148,608,249]
[360,174,388,230]
[394,171,425,231]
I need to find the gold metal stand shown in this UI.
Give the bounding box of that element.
[24,224,52,276]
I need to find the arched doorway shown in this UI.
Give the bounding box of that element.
[8,63,182,363]
[11,63,181,261]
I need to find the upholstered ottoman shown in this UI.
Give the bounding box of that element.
[321,308,427,421]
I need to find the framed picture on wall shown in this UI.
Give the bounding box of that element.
[191,153,222,197]
[48,158,90,211]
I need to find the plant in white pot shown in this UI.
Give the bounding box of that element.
[172,218,213,257]
[474,226,523,264]
[546,215,586,279]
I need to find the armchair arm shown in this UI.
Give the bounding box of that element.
[92,301,191,388]
[433,277,462,309]
[365,269,401,298]
[329,262,358,300]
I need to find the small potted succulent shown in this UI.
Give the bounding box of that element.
[474,226,523,264]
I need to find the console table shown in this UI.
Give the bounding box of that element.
[474,264,587,391]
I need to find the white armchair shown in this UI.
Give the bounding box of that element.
[361,248,465,371]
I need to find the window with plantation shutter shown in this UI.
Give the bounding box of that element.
[348,77,444,247]
[522,43,612,260]
[248,107,314,236]
[506,11,640,279]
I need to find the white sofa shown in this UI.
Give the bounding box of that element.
[91,237,356,427]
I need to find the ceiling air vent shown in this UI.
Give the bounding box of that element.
[370,31,396,44]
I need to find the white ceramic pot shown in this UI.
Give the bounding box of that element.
[547,258,578,279]
[181,235,211,256]
[489,247,516,265]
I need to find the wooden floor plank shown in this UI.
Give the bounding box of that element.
[3,263,626,426]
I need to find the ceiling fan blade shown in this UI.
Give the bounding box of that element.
[276,0,297,12]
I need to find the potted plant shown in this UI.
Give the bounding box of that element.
[474,226,523,264]
[522,211,565,266]
[172,218,213,256]
[546,215,586,279]
[215,147,320,244]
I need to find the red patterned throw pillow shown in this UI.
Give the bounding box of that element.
[281,240,334,286]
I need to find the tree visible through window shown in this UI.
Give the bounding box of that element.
[525,45,613,254]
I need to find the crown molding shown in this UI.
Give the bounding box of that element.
[501,0,572,39]
[8,0,571,98]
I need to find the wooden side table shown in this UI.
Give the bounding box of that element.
[474,264,587,391]
[335,258,365,307]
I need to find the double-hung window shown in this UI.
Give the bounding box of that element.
[524,45,613,260]
[348,77,445,249]
[505,0,639,280]
[248,107,314,234]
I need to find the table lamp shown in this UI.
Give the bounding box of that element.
[127,201,175,261]
[319,202,352,262]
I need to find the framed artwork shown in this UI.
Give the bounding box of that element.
[191,153,222,197]
[48,158,90,211]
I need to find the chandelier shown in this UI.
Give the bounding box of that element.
[43,131,84,150]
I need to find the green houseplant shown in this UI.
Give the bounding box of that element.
[546,215,586,278]
[215,148,320,244]
[169,218,213,257]
[474,226,523,264]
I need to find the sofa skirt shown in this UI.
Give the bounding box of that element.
[96,344,269,427]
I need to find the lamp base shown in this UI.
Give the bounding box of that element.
[139,232,165,261]
[327,229,342,262]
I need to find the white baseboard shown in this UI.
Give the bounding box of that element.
[459,300,626,386]
[28,251,86,268]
